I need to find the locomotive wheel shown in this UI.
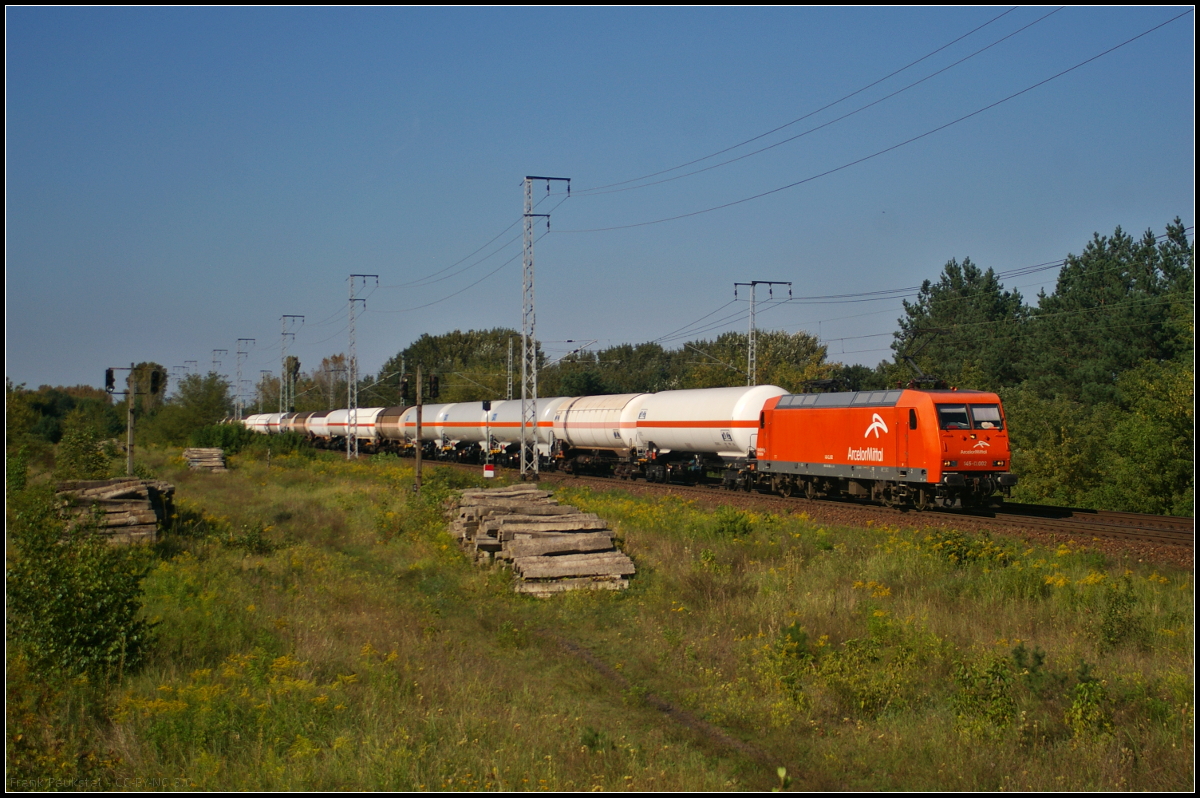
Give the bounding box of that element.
[805,480,818,500]
[914,488,930,512]
[779,478,794,498]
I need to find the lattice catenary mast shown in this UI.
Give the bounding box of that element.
[734,280,792,386]
[235,339,255,421]
[346,274,378,459]
[279,315,303,412]
[520,175,569,479]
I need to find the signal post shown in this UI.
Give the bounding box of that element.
[106,363,163,477]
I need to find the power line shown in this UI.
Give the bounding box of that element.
[379,191,562,291]
[556,10,1193,234]
[575,7,1020,194]
[366,198,570,314]
[578,7,1063,198]
[645,227,1193,350]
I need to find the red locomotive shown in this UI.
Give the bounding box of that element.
[754,388,1017,509]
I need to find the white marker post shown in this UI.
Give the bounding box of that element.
[482,400,495,478]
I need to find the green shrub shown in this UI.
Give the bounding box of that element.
[223,520,283,555]
[54,427,110,480]
[1064,678,1113,739]
[188,423,259,453]
[712,505,752,537]
[953,653,1017,732]
[1095,575,1146,650]
[6,485,153,678]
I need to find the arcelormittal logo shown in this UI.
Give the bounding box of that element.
[864,413,889,438]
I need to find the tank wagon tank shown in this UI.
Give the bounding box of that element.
[756,388,1017,508]
[550,385,787,482]
[371,398,573,463]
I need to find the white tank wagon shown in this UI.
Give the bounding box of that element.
[283,411,319,436]
[548,385,786,481]
[238,386,781,481]
[242,413,270,434]
[553,393,646,450]
[550,393,645,473]
[307,410,334,440]
[481,399,521,447]
[324,407,386,446]
[453,397,574,447]
[392,403,452,443]
[428,403,466,451]
[635,385,786,459]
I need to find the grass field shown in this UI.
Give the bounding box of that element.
[7,449,1194,791]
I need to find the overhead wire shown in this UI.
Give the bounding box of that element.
[366,194,572,314]
[645,227,1193,354]
[649,299,738,343]
[200,14,1190,391]
[579,7,1064,198]
[576,6,1020,194]
[379,191,563,291]
[556,10,1193,234]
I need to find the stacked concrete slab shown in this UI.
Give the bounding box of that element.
[56,477,175,544]
[183,448,228,472]
[450,486,635,596]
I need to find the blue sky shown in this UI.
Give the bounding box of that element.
[6,7,1194,394]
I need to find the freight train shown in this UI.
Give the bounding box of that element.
[242,384,1017,509]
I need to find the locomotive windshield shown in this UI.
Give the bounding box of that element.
[936,405,971,429]
[936,403,1004,430]
[970,404,1004,430]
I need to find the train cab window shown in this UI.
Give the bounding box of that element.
[909,409,917,430]
[970,404,1004,430]
[936,404,971,430]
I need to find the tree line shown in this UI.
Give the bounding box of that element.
[881,219,1192,516]
[6,220,1190,514]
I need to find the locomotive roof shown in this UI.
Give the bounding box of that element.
[778,388,993,409]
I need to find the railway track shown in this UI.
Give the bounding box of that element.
[441,461,1193,550]
[978,504,1193,548]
